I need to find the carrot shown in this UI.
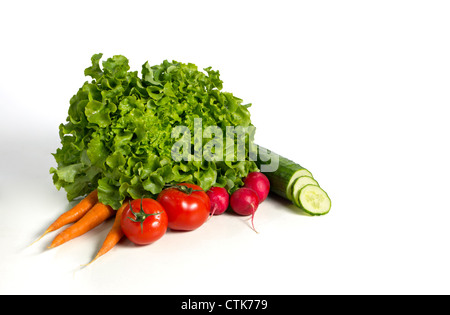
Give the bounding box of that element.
[48,202,115,249]
[30,190,98,245]
[85,200,129,265]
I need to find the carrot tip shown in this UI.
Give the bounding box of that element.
[28,229,51,247]
[81,255,100,268]
[47,241,59,249]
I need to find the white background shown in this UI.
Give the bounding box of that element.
[1,0,449,295]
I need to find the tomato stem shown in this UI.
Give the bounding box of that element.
[127,198,162,233]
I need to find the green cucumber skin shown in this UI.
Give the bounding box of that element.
[256,145,312,200]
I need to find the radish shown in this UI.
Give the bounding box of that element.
[243,172,270,203]
[230,187,259,232]
[207,186,229,216]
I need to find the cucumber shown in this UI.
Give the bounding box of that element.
[255,145,313,201]
[297,184,331,216]
[291,176,319,208]
[255,145,331,215]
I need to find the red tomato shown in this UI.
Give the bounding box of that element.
[120,198,168,245]
[156,183,210,231]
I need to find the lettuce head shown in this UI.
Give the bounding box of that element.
[50,54,258,209]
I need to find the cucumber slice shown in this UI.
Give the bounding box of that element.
[297,184,331,216]
[285,169,313,201]
[291,176,319,208]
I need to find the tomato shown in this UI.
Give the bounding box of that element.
[157,183,210,231]
[120,198,168,245]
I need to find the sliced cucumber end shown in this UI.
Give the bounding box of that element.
[292,176,319,208]
[298,184,331,216]
[286,169,313,201]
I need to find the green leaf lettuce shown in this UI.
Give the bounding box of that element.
[51,54,258,209]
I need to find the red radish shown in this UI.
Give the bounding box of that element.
[230,187,259,232]
[207,186,229,216]
[243,172,270,203]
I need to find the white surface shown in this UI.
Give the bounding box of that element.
[1,0,450,295]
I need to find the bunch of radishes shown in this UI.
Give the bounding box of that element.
[206,172,270,232]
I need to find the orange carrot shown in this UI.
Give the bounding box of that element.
[48,202,115,249]
[30,190,98,245]
[86,200,129,265]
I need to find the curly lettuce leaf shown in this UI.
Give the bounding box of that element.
[51,54,258,209]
